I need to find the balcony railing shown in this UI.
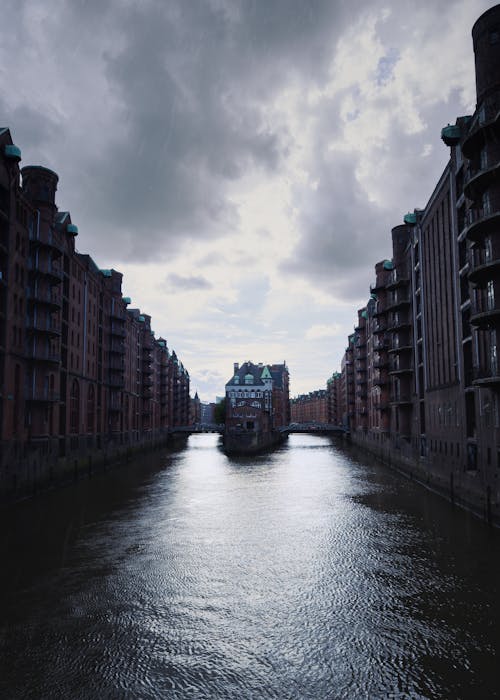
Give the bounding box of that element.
[468,248,500,287]
[464,158,500,200]
[463,199,500,241]
[472,364,500,387]
[25,345,60,363]
[390,394,412,405]
[26,286,61,307]
[26,315,61,335]
[470,293,500,329]
[27,258,63,281]
[462,102,500,158]
[29,228,63,255]
[25,387,60,402]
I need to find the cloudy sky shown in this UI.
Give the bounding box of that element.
[1,0,494,400]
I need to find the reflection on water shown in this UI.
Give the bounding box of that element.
[0,434,499,699]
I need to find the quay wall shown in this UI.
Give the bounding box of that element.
[350,432,499,528]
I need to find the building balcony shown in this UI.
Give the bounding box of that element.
[110,308,126,322]
[388,344,413,354]
[25,345,60,364]
[386,295,411,312]
[25,387,60,402]
[389,364,413,375]
[468,250,500,287]
[390,394,412,406]
[373,375,389,386]
[373,337,390,351]
[26,286,61,309]
[463,204,500,242]
[110,339,125,354]
[29,229,63,257]
[373,358,389,369]
[473,364,500,388]
[370,281,387,294]
[387,314,411,331]
[27,258,63,282]
[110,322,126,338]
[26,315,61,336]
[372,322,387,334]
[470,295,500,329]
[385,273,410,291]
[373,401,390,411]
[461,105,500,159]
[463,159,500,200]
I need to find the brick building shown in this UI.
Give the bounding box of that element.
[335,3,500,526]
[0,129,190,499]
[290,389,328,424]
[225,361,290,433]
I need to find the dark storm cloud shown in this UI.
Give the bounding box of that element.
[1,0,488,287]
[1,0,364,263]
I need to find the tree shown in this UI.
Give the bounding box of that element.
[214,398,226,425]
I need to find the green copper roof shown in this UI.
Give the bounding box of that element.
[67,224,78,235]
[4,144,21,160]
[261,366,272,379]
[100,269,112,277]
[122,296,131,304]
[370,293,377,301]
[441,124,461,146]
[383,260,394,270]
[403,212,417,225]
[361,310,368,319]
[137,315,145,323]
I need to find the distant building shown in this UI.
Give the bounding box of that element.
[290,390,328,424]
[224,361,289,452]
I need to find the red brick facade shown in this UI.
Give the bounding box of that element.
[0,131,190,499]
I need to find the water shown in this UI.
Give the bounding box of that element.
[0,434,499,699]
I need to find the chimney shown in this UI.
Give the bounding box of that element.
[234,362,239,374]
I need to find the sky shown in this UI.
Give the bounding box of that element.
[0,0,495,401]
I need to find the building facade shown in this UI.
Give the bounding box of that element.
[225,361,290,434]
[334,4,500,526]
[290,389,328,424]
[0,129,190,500]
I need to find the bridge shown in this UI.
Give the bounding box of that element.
[287,423,346,434]
[172,423,346,436]
[172,424,224,434]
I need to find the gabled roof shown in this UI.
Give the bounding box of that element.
[226,361,272,387]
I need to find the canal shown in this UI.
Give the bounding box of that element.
[0,434,499,699]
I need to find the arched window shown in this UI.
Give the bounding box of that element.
[70,379,80,433]
[87,384,95,433]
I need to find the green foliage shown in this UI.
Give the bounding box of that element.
[214,398,226,425]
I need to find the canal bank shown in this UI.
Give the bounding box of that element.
[1,433,499,699]
[0,429,189,505]
[349,431,500,528]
